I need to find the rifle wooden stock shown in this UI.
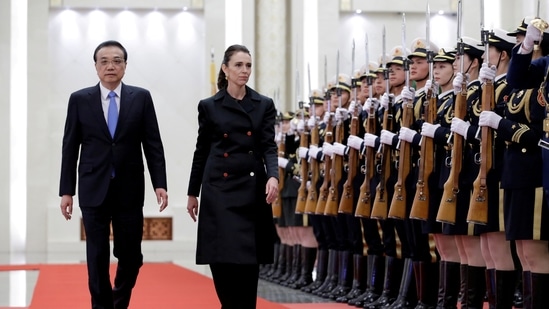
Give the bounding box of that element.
[315,121,334,215]
[325,120,344,216]
[339,113,360,214]
[410,93,437,220]
[388,102,413,220]
[436,80,467,224]
[355,106,377,218]
[467,80,494,225]
[272,136,286,218]
[295,131,310,214]
[371,104,393,220]
[304,123,320,214]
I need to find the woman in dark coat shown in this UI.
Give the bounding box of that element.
[186,44,279,309]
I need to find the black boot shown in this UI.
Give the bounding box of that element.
[281,244,301,286]
[336,254,365,302]
[386,258,417,309]
[348,255,385,307]
[289,246,317,289]
[324,250,352,299]
[301,249,327,293]
[531,272,549,309]
[459,264,467,307]
[464,265,486,309]
[274,244,294,284]
[522,271,532,309]
[514,269,524,308]
[495,270,515,309]
[485,268,496,309]
[267,244,287,282]
[414,261,438,309]
[312,249,339,296]
[436,261,460,309]
[364,256,404,309]
[260,242,279,279]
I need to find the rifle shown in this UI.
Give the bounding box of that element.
[410,4,435,221]
[315,92,333,215]
[388,13,412,220]
[467,12,493,225]
[304,112,320,214]
[272,112,284,218]
[305,67,321,214]
[371,26,393,220]
[294,113,310,214]
[294,65,309,214]
[339,40,358,215]
[436,0,465,224]
[355,77,377,217]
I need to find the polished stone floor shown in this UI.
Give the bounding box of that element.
[258,279,335,304]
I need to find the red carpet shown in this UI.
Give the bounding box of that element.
[0,263,294,309]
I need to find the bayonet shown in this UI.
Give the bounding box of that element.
[308,62,315,125]
[336,50,342,109]
[365,33,373,100]
[401,13,409,89]
[352,39,357,101]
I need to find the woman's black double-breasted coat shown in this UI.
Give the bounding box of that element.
[187,86,278,265]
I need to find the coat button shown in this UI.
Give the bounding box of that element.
[522,148,527,153]
[224,152,229,157]
[223,172,228,177]
[248,150,253,155]
[223,133,228,138]
[250,172,255,176]
[247,131,252,136]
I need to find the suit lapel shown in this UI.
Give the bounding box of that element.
[116,83,133,138]
[89,84,112,139]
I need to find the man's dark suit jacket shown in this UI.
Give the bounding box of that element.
[59,83,167,207]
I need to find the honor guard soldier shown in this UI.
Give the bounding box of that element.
[270,111,298,284]
[500,16,549,307]
[419,48,461,308]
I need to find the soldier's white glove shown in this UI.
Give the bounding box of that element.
[380,129,396,145]
[275,131,283,144]
[278,157,289,168]
[306,180,311,190]
[421,122,441,138]
[522,23,543,53]
[296,119,306,133]
[426,79,439,96]
[399,127,418,143]
[322,142,334,157]
[309,145,320,160]
[307,117,316,130]
[479,63,496,84]
[401,87,416,102]
[451,117,471,137]
[288,119,298,135]
[323,112,333,126]
[332,142,347,156]
[335,107,349,123]
[348,101,362,115]
[381,93,394,110]
[453,72,464,95]
[298,146,309,159]
[365,98,380,111]
[364,133,378,148]
[479,110,502,129]
[347,135,364,151]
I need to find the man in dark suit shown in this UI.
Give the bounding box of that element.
[59,40,168,309]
